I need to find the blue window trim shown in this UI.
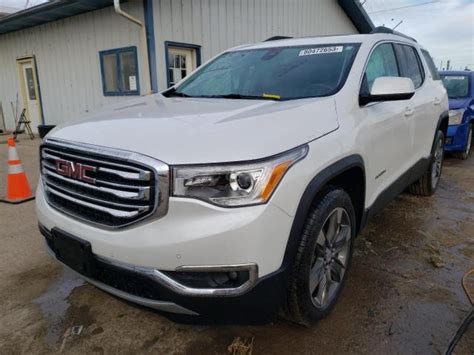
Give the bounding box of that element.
[164,41,202,88]
[99,46,140,96]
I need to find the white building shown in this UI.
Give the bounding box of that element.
[0,0,373,132]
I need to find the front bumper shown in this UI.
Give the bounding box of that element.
[36,181,294,321]
[445,123,470,151]
[36,182,293,277]
[40,225,287,323]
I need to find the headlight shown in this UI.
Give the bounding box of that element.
[448,109,465,125]
[172,145,308,207]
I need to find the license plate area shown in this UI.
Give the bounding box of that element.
[51,228,98,278]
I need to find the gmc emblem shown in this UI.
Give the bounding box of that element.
[55,159,96,184]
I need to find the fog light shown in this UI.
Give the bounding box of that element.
[162,269,250,289]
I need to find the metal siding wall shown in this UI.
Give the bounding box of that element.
[0,0,358,129]
[0,1,146,130]
[153,0,357,90]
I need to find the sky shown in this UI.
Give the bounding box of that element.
[363,0,474,70]
[1,0,473,70]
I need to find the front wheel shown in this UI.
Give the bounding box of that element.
[408,130,444,196]
[285,187,356,325]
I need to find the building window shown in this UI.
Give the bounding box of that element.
[99,46,140,96]
[165,41,201,87]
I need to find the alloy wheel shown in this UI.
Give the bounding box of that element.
[309,207,351,308]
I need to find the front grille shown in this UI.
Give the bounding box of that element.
[40,139,169,228]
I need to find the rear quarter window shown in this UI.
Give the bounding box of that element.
[421,49,440,80]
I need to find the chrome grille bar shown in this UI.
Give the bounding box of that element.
[44,178,150,211]
[42,168,148,200]
[42,161,152,194]
[40,138,169,229]
[46,185,143,219]
[42,150,151,181]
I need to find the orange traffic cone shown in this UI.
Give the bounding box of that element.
[1,138,34,204]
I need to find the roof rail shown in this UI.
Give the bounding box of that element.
[370,26,417,43]
[264,36,293,42]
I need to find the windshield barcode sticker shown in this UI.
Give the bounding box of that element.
[299,46,344,56]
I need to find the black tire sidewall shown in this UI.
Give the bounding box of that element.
[429,130,445,192]
[293,188,357,321]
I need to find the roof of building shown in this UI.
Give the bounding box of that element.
[0,0,374,36]
[337,0,374,34]
[0,0,114,35]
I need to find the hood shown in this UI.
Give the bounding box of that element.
[449,97,472,110]
[48,94,339,164]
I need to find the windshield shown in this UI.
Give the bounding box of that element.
[441,75,470,98]
[170,44,360,100]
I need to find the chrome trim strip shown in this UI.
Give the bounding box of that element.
[154,264,259,297]
[44,179,149,210]
[99,166,151,181]
[45,185,145,218]
[42,168,148,200]
[42,161,150,191]
[44,244,197,315]
[84,276,198,315]
[97,255,259,297]
[41,138,169,229]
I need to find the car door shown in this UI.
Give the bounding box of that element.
[393,43,434,161]
[359,42,413,206]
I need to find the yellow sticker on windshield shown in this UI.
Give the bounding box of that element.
[262,93,281,100]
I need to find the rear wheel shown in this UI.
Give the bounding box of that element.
[455,125,472,160]
[408,130,444,196]
[286,187,356,325]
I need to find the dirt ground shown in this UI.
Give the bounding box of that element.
[0,135,473,354]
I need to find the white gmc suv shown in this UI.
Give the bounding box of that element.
[37,28,448,324]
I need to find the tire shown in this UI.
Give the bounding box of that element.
[455,124,472,160]
[408,130,445,196]
[285,186,356,325]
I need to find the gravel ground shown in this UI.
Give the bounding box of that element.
[0,134,473,354]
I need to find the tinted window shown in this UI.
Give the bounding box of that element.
[441,75,470,98]
[394,44,424,88]
[173,44,360,100]
[362,43,399,95]
[421,49,440,80]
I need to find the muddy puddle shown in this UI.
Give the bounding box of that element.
[33,269,84,345]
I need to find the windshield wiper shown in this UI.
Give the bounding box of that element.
[198,93,281,100]
[163,87,193,98]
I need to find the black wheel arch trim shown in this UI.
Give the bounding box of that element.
[281,154,365,268]
[436,110,449,137]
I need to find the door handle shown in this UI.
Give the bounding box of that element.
[404,107,414,117]
[433,97,441,105]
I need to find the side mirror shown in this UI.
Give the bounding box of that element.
[360,77,415,105]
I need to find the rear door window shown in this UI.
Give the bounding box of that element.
[394,44,424,88]
[421,49,440,80]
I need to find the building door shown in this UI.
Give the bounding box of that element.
[167,47,197,87]
[17,58,42,133]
